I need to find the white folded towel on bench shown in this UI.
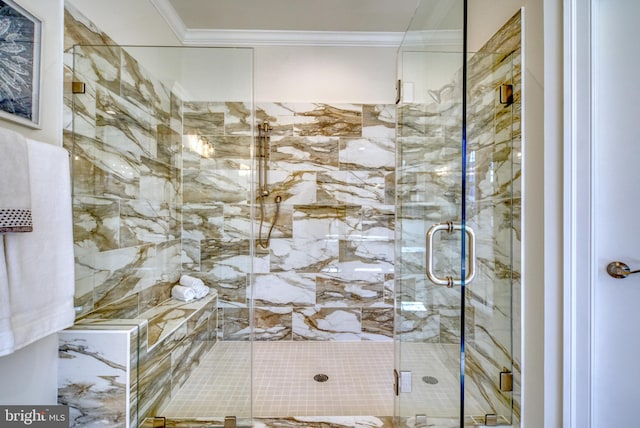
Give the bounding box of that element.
[171,285,195,302]
[180,274,209,299]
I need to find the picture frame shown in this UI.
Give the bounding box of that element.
[0,0,41,129]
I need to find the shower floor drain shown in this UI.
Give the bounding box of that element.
[422,375,439,385]
[314,374,329,383]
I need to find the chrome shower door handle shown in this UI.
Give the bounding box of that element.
[425,222,476,287]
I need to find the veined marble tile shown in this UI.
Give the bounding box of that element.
[363,104,396,138]
[396,307,440,342]
[252,202,294,240]
[58,331,131,428]
[96,87,157,160]
[79,293,139,321]
[222,307,250,340]
[362,308,394,340]
[316,273,387,308]
[271,135,340,171]
[155,240,182,284]
[292,205,352,240]
[291,103,362,137]
[182,168,250,204]
[339,137,395,171]
[181,239,201,272]
[71,133,141,200]
[266,171,317,205]
[183,111,225,136]
[361,207,395,240]
[157,124,182,169]
[138,353,172,421]
[71,44,121,96]
[68,72,98,140]
[64,3,118,48]
[121,49,171,122]
[254,307,292,341]
[253,272,316,307]
[225,101,252,136]
[119,200,175,246]
[86,243,158,309]
[182,203,224,241]
[269,238,338,273]
[170,91,183,134]
[338,239,395,273]
[256,102,296,137]
[73,196,120,254]
[198,239,250,304]
[317,171,386,207]
[254,416,395,427]
[139,282,172,314]
[292,307,361,341]
[207,135,253,168]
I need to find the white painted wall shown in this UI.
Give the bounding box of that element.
[0,0,64,405]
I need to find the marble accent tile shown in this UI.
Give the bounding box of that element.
[316,273,387,307]
[96,87,157,160]
[182,168,250,204]
[171,316,212,394]
[156,240,182,284]
[182,203,224,241]
[269,238,338,273]
[121,49,171,124]
[271,135,340,171]
[181,239,201,272]
[254,307,292,341]
[292,205,353,240]
[170,91,183,134]
[80,293,139,321]
[68,73,97,140]
[86,243,159,309]
[253,202,294,240]
[338,239,394,273]
[198,239,250,304]
[292,103,362,137]
[72,196,120,254]
[138,282,172,314]
[64,4,118,50]
[58,330,131,428]
[267,171,318,205]
[253,272,316,307]
[157,124,182,169]
[363,104,396,138]
[362,308,394,340]
[183,102,225,136]
[222,307,250,340]
[119,200,176,246]
[225,101,252,136]
[292,307,361,341]
[205,135,252,168]
[396,308,440,342]
[338,137,395,171]
[256,102,296,137]
[138,353,172,420]
[71,133,141,200]
[71,44,121,96]
[317,171,386,207]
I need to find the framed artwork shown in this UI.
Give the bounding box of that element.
[0,0,41,128]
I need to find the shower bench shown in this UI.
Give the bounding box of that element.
[58,289,218,428]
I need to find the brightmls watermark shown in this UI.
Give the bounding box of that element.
[0,406,68,427]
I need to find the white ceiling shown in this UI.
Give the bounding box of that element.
[167,0,420,32]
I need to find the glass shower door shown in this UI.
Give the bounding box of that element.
[396,2,518,427]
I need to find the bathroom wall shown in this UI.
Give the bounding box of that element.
[0,0,64,406]
[64,2,183,319]
[180,101,396,341]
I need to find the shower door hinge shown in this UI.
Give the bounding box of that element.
[151,416,166,428]
[396,80,402,104]
[70,81,86,94]
[499,367,513,392]
[224,416,237,428]
[499,84,514,106]
[485,414,498,426]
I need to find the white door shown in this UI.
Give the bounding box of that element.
[593,0,640,425]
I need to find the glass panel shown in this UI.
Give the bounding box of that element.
[396,0,465,426]
[69,45,254,426]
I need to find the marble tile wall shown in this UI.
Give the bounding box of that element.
[396,10,521,425]
[181,102,397,341]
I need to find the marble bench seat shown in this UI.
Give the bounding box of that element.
[58,289,218,427]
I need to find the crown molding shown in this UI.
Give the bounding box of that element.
[182,29,405,47]
[149,0,187,41]
[150,0,461,48]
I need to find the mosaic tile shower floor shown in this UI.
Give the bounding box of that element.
[158,341,484,419]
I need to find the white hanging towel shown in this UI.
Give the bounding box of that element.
[0,139,75,356]
[0,128,32,233]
